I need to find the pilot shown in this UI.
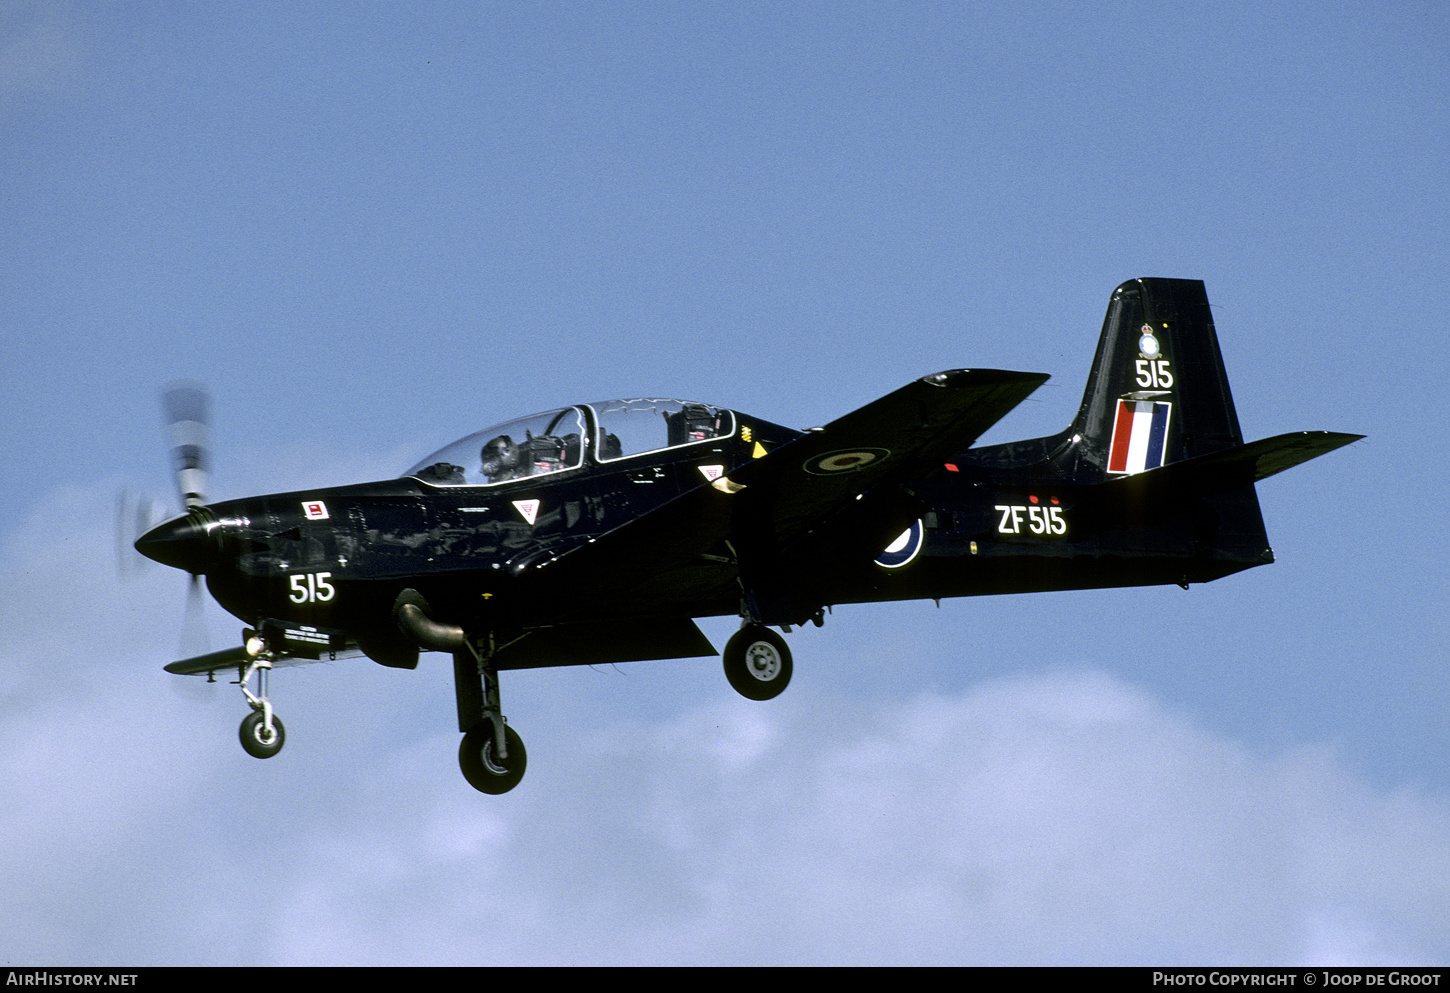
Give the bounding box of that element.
[416,461,466,485]
[480,435,521,482]
[523,432,565,474]
[668,404,721,446]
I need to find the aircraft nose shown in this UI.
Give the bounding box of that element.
[134,511,216,574]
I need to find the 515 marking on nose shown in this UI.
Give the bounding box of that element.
[289,571,336,603]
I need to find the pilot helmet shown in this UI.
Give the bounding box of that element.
[480,435,520,477]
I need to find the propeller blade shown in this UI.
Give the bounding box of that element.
[115,488,164,577]
[116,488,136,577]
[138,382,225,666]
[162,383,210,509]
[179,572,211,658]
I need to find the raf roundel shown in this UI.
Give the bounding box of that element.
[875,519,924,569]
[805,448,890,475]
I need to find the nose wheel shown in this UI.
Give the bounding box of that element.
[240,708,286,758]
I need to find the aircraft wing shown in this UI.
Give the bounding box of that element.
[529,369,1048,615]
[164,646,252,676]
[164,644,363,676]
[725,368,1050,551]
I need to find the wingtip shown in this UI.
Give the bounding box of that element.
[1306,429,1366,448]
[164,645,249,676]
[921,368,1051,389]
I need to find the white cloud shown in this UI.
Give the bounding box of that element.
[240,674,1450,966]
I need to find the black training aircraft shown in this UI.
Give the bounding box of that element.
[135,278,1360,794]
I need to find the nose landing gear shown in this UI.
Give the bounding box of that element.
[237,647,286,759]
[239,707,285,758]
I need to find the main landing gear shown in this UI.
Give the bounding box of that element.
[723,623,793,700]
[459,718,526,795]
[453,643,527,794]
[391,592,529,795]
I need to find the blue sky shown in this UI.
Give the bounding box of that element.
[2,0,1447,965]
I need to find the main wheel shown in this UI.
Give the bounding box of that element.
[239,710,286,759]
[723,625,793,700]
[459,719,527,794]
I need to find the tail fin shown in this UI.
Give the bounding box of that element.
[1071,278,1244,475]
[1057,278,1360,576]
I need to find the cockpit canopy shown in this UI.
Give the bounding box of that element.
[405,400,735,487]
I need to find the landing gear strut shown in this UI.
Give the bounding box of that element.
[237,651,285,758]
[453,642,527,793]
[723,624,793,700]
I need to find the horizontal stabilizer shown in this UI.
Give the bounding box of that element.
[1229,430,1365,482]
[1110,430,1362,496]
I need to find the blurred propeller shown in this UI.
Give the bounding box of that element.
[115,488,164,576]
[119,384,219,661]
[162,382,210,509]
[180,572,210,658]
[148,382,215,659]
